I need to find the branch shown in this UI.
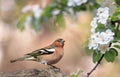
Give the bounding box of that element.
[87,54,104,77]
[87,20,120,77]
[114,21,120,37]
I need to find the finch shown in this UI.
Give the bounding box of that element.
[10,38,65,66]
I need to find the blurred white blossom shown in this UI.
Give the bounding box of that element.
[75,0,88,6]
[24,16,32,27]
[52,9,60,16]
[22,5,32,13]
[22,4,43,19]
[32,5,43,19]
[67,0,88,7]
[67,0,75,7]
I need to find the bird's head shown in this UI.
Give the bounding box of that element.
[52,38,65,47]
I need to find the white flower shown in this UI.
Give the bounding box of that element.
[98,44,110,54]
[67,0,88,7]
[91,17,98,28]
[98,29,114,44]
[98,33,110,44]
[88,32,100,49]
[89,7,114,54]
[90,17,98,33]
[22,5,32,13]
[88,40,98,50]
[67,0,76,7]
[97,7,109,16]
[97,7,109,24]
[32,5,43,19]
[91,28,95,33]
[52,9,60,16]
[75,0,88,6]
[90,7,110,33]
[88,29,114,53]
[105,29,114,36]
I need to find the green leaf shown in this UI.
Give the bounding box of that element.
[88,0,97,3]
[113,30,120,41]
[71,74,78,77]
[96,23,106,32]
[110,48,118,56]
[31,16,41,31]
[76,70,83,76]
[56,14,66,29]
[114,45,120,49]
[113,38,119,43]
[96,0,102,3]
[115,0,120,6]
[89,2,100,11]
[73,5,87,11]
[116,30,120,39]
[43,7,52,18]
[71,70,83,77]
[111,7,120,21]
[93,51,102,63]
[17,14,28,31]
[104,48,118,62]
[107,22,115,31]
[61,0,68,4]
[54,0,68,5]
[40,6,52,22]
[88,0,100,10]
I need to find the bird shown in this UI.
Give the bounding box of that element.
[10,38,65,67]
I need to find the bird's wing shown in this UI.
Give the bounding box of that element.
[25,47,55,57]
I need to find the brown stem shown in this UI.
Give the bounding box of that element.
[114,21,120,37]
[87,54,104,77]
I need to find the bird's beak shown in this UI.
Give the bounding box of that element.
[61,40,65,44]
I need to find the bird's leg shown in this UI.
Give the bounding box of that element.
[36,57,40,61]
[39,58,48,65]
[41,60,47,65]
[48,64,60,70]
[36,57,47,64]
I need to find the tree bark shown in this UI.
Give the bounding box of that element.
[0,67,69,77]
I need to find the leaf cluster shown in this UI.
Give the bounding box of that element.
[17,0,100,31]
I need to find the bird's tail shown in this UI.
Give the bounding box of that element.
[10,55,34,63]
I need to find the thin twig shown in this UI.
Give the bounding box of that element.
[114,21,120,37]
[87,54,104,77]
